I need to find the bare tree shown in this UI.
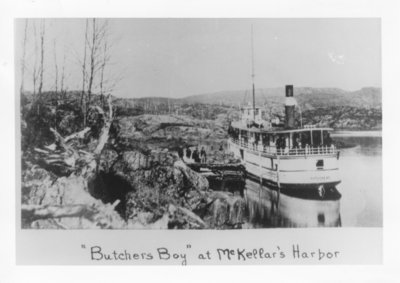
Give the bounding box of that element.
[86,20,108,105]
[53,39,60,130]
[60,52,67,100]
[53,39,59,94]
[86,18,97,114]
[20,19,28,94]
[99,40,110,108]
[38,20,45,97]
[81,19,89,125]
[32,23,39,97]
[84,19,114,120]
[77,19,121,126]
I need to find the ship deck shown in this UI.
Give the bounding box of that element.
[229,138,339,157]
[230,121,333,134]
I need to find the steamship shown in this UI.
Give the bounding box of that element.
[227,85,341,199]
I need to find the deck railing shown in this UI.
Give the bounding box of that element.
[230,138,338,156]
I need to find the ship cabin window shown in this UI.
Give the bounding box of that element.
[296,130,333,147]
[322,130,333,146]
[312,131,322,146]
[292,132,301,148]
[270,134,276,146]
[316,159,324,168]
[275,134,287,150]
[312,130,333,146]
[301,131,311,147]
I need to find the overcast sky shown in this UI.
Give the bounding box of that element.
[15,18,381,98]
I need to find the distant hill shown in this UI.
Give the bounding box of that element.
[181,87,382,110]
[20,86,382,131]
[23,87,381,111]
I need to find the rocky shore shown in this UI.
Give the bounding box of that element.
[21,101,246,229]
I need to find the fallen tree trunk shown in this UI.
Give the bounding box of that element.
[50,127,74,152]
[64,127,91,142]
[43,127,90,152]
[21,204,98,221]
[21,199,120,222]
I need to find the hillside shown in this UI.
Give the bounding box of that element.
[111,87,381,112]
[22,86,382,132]
[182,87,382,110]
[109,87,382,131]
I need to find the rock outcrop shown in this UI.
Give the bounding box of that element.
[21,111,246,230]
[21,167,126,229]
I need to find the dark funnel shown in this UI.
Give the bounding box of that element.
[285,85,295,129]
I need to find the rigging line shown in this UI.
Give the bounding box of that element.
[251,24,255,82]
[242,89,248,105]
[251,24,256,118]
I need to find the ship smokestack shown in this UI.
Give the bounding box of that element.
[285,85,296,129]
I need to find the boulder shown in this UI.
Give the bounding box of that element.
[21,166,126,229]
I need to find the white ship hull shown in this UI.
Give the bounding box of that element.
[227,139,341,193]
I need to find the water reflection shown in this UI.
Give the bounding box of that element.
[244,180,342,228]
[334,134,382,227]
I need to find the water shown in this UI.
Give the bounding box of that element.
[245,131,382,228]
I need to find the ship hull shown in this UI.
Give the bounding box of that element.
[227,139,341,199]
[245,171,341,200]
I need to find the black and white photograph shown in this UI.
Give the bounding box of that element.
[16,18,382,231]
[3,0,400,280]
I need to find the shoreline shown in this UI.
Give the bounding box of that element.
[331,130,382,137]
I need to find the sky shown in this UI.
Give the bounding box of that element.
[15,18,381,98]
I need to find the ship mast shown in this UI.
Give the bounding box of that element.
[251,25,256,120]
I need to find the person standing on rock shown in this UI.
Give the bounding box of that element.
[178,147,184,159]
[200,147,207,163]
[186,147,192,160]
[193,147,200,163]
